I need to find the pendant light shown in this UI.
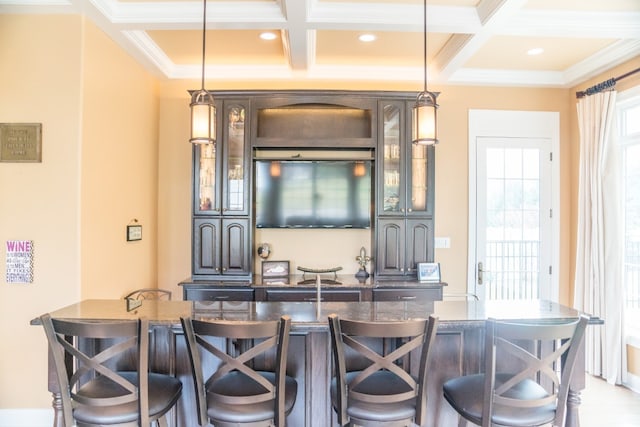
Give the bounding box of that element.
[412,0,438,145]
[189,0,216,145]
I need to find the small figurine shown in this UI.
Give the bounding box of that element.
[355,246,372,279]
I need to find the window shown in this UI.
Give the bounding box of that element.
[619,88,640,337]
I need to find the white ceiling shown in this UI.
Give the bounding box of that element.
[3,0,640,88]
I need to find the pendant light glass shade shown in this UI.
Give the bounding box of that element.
[412,91,438,145]
[189,0,216,145]
[411,0,439,146]
[190,89,216,145]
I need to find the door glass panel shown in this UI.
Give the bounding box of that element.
[382,104,401,213]
[226,105,245,212]
[198,144,216,212]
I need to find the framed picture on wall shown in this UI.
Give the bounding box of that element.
[262,260,290,278]
[417,262,440,282]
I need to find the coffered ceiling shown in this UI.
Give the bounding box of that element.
[3,0,640,87]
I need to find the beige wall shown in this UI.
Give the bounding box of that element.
[79,19,160,299]
[0,15,159,409]
[1,13,639,412]
[0,14,83,409]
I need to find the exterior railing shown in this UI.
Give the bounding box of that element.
[485,240,540,300]
[625,240,640,309]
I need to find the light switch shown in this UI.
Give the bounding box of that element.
[434,237,450,249]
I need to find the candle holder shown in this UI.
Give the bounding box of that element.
[355,246,372,279]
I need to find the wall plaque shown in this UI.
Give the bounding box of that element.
[0,123,42,162]
[5,240,34,283]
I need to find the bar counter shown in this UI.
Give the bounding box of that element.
[34,299,592,427]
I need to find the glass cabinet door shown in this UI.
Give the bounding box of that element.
[196,142,218,214]
[195,100,249,216]
[223,102,248,215]
[380,102,404,214]
[407,143,430,214]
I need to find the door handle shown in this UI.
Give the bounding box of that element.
[477,262,484,285]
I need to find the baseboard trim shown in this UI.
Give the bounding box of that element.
[624,371,640,394]
[0,409,53,427]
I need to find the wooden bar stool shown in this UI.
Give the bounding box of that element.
[443,316,588,427]
[328,314,439,427]
[180,315,297,427]
[40,314,183,427]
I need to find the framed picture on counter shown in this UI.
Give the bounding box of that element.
[262,260,289,278]
[417,262,440,282]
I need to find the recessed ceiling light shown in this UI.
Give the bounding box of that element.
[358,34,376,43]
[260,32,277,41]
[527,48,544,56]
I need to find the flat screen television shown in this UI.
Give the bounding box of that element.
[255,159,372,229]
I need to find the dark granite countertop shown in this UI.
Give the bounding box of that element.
[33,299,590,332]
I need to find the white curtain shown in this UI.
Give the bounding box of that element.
[574,90,623,384]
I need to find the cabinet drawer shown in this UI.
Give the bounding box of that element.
[184,287,254,302]
[372,287,442,301]
[264,288,362,302]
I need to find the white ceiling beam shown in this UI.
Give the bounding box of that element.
[499,11,640,39]
[282,0,310,71]
[434,0,526,81]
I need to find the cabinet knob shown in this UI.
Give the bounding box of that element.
[407,208,412,212]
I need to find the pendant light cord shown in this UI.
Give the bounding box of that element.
[200,0,207,91]
[423,0,427,93]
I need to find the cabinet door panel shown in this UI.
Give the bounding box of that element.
[376,219,404,275]
[373,288,440,302]
[194,142,220,214]
[222,100,250,215]
[222,218,250,275]
[406,219,434,273]
[264,289,362,302]
[184,287,254,301]
[193,219,221,275]
[379,102,405,215]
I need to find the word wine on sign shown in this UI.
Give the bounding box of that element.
[5,240,34,284]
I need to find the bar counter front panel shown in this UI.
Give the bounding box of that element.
[35,299,589,427]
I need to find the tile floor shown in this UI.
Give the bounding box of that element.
[580,374,640,426]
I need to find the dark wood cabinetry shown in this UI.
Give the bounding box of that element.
[192,99,252,279]
[256,287,363,302]
[376,218,434,276]
[190,91,435,286]
[193,217,251,277]
[376,99,435,277]
[183,285,254,302]
[372,286,441,301]
[252,95,376,149]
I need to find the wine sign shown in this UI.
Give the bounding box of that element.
[5,240,34,283]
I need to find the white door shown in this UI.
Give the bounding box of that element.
[469,110,559,302]
[476,137,552,300]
